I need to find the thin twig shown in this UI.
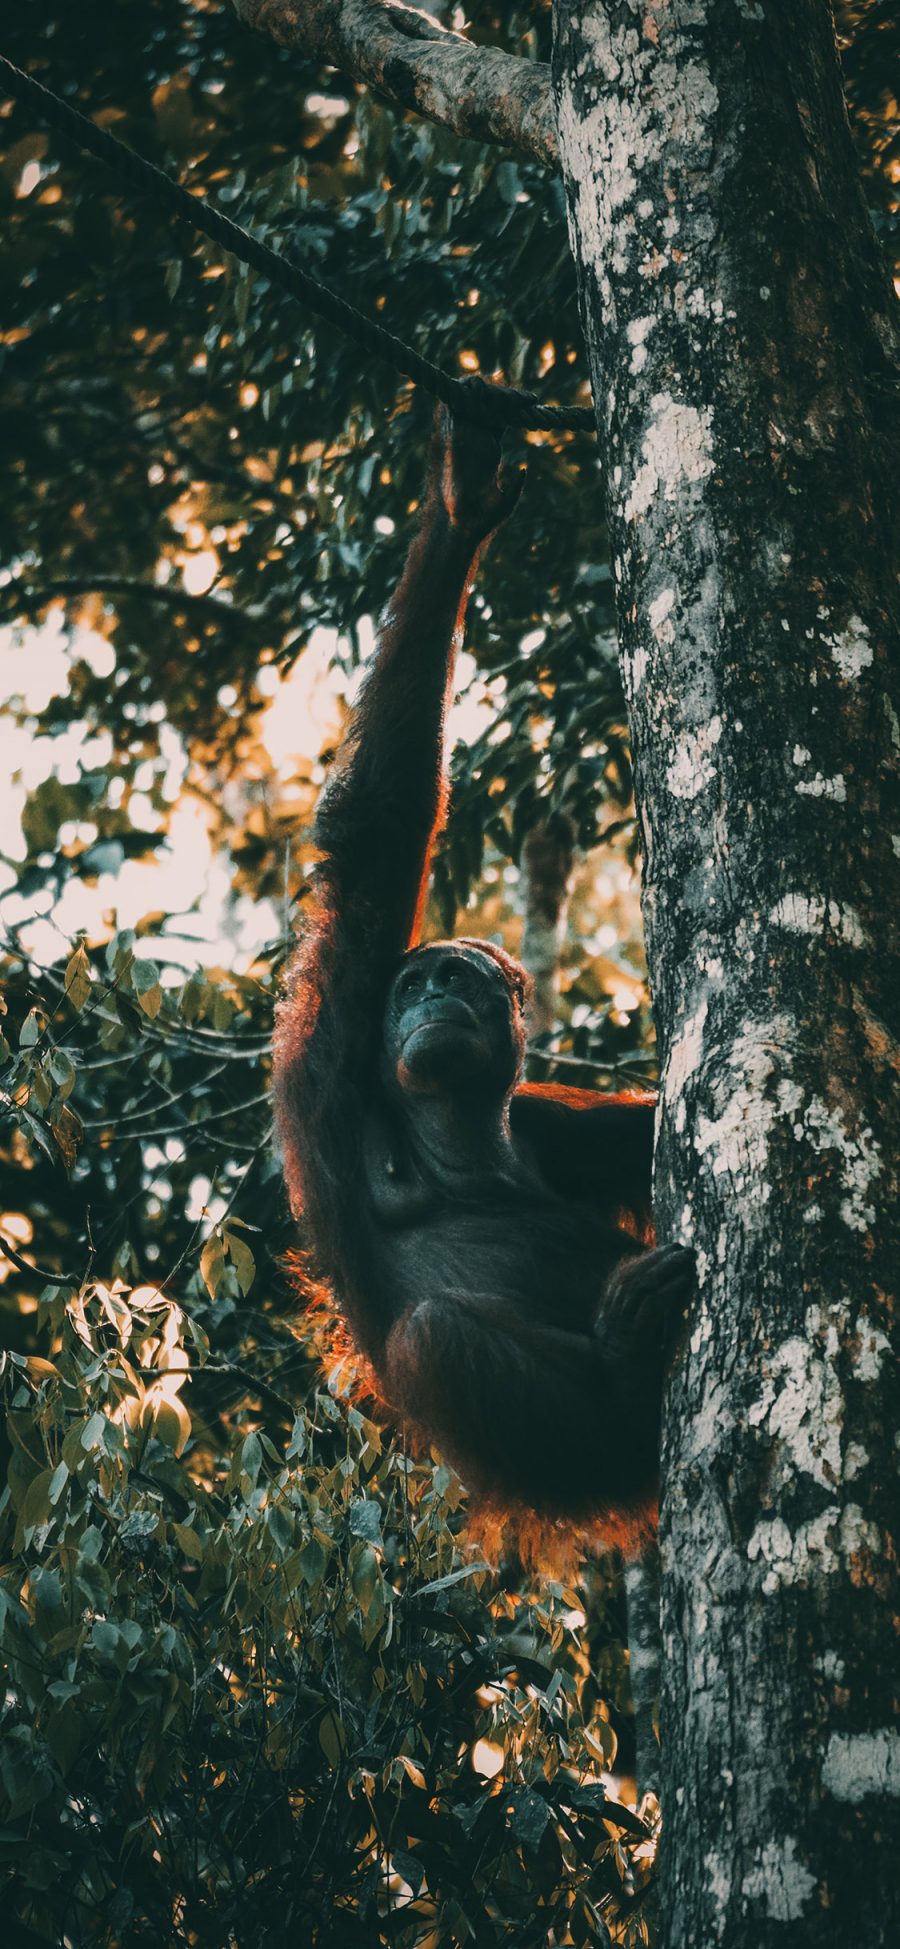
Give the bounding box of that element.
[0,1232,80,1288]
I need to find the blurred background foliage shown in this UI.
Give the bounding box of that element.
[0,1,894,1941]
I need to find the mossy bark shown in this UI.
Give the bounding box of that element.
[553,2,899,1942]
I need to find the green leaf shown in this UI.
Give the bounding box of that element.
[286,1414,307,1461]
[318,1710,345,1767]
[414,1563,490,1598]
[90,1620,122,1661]
[31,1567,63,1616]
[508,1787,551,1852]
[239,1431,262,1492]
[173,1521,204,1562]
[180,974,206,1022]
[349,1498,383,1546]
[200,1235,226,1298]
[224,1227,255,1295]
[146,1394,191,1455]
[350,1543,379,1613]
[22,1468,54,1532]
[138,982,163,1019]
[48,1047,76,1097]
[62,1422,90,1473]
[234,271,253,329]
[0,1727,57,1818]
[298,1537,327,1586]
[132,961,163,1019]
[64,946,93,1011]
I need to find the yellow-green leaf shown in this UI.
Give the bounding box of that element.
[64,946,92,1011]
[173,1522,204,1562]
[318,1710,346,1767]
[200,1235,226,1299]
[225,1230,255,1296]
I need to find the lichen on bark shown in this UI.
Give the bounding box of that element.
[553,1,899,1941]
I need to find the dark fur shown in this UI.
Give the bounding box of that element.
[273,415,691,1536]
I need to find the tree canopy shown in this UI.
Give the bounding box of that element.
[0,2,894,1943]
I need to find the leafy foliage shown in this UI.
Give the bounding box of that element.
[0,0,621,880]
[0,937,653,1946]
[0,12,652,1936]
[1,1254,656,1945]
[0,0,657,1073]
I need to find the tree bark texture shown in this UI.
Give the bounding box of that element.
[553,3,899,1944]
[232,0,557,165]
[624,1543,662,1799]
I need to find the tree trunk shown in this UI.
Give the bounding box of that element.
[552,2,899,1944]
[624,1542,662,1800]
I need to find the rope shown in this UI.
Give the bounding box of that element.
[0,54,595,435]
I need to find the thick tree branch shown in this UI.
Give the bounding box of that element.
[0,577,270,632]
[0,1231,79,1288]
[232,0,557,166]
